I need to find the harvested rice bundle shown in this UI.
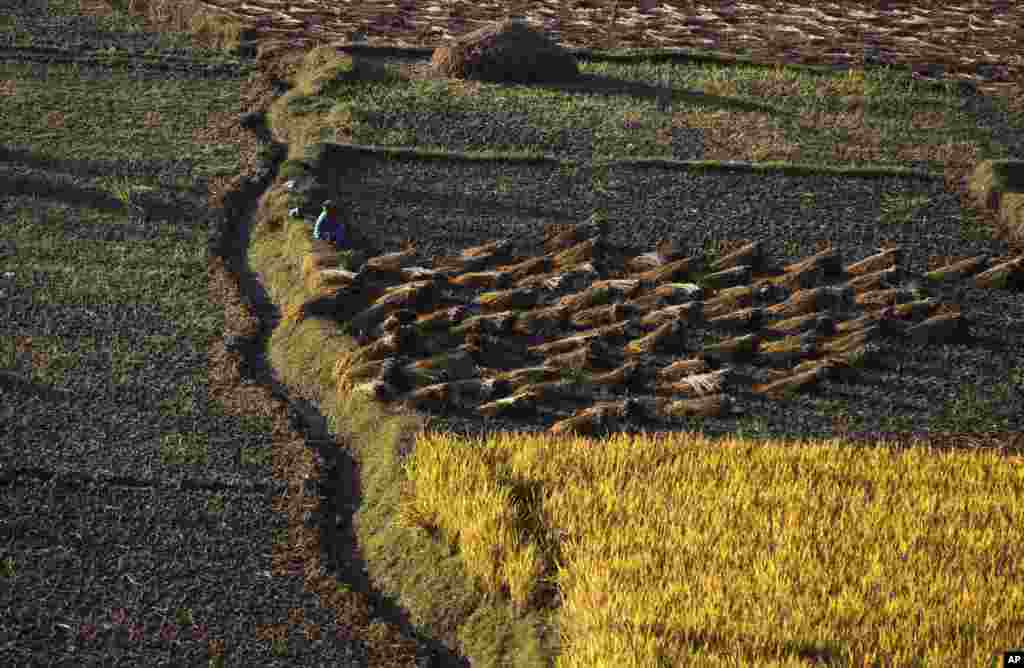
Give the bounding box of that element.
[840,266,904,293]
[755,262,825,292]
[416,305,471,333]
[513,304,571,336]
[843,246,903,276]
[462,238,514,259]
[639,301,703,328]
[406,378,510,412]
[348,326,420,366]
[761,311,836,338]
[782,246,843,277]
[662,393,739,418]
[700,333,760,364]
[628,239,690,272]
[519,263,599,292]
[834,299,938,336]
[904,310,970,345]
[633,255,705,284]
[451,310,518,338]
[657,357,710,382]
[973,255,1024,290]
[571,302,639,329]
[627,252,662,273]
[589,360,648,390]
[400,266,451,283]
[494,366,563,388]
[653,282,704,302]
[854,287,920,309]
[544,340,617,371]
[474,287,541,312]
[656,367,733,398]
[709,240,764,272]
[592,278,643,299]
[922,254,989,283]
[625,320,687,355]
[544,219,607,253]
[701,265,752,291]
[308,267,360,292]
[363,247,417,272]
[550,403,626,436]
[703,285,756,317]
[530,320,638,356]
[350,281,441,333]
[764,286,853,318]
[819,326,884,355]
[764,342,882,383]
[705,306,763,333]
[450,270,514,290]
[755,330,822,366]
[558,284,615,312]
[751,364,830,399]
[500,256,552,281]
[404,350,479,384]
[478,390,541,418]
[551,237,601,269]
[517,379,594,403]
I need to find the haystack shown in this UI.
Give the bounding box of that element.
[430,19,580,84]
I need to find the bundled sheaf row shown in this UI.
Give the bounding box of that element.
[302,218,1024,436]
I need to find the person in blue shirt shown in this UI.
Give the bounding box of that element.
[313,200,347,249]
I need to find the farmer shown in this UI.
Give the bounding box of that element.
[313,200,347,249]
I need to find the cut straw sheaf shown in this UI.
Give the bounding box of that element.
[544,340,617,371]
[764,286,854,319]
[661,393,740,418]
[450,310,518,338]
[405,378,509,412]
[843,246,903,276]
[450,270,514,290]
[705,306,763,333]
[543,219,608,253]
[755,330,823,365]
[702,285,759,317]
[854,286,921,310]
[972,255,1024,289]
[840,265,904,293]
[498,256,552,281]
[655,367,733,398]
[550,404,620,436]
[474,287,541,312]
[494,366,563,389]
[922,254,990,284]
[639,301,703,328]
[761,311,836,338]
[625,320,687,355]
[632,255,705,284]
[589,360,649,390]
[363,247,418,272]
[478,390,542,418]
[708,240,765,272]
[512,304,571,336]
[904,310,970,345]
[701,264,752,291]
[657,357,711,382]
[750,364,830,399]
[571,302,640,329]
[700,333,760,364]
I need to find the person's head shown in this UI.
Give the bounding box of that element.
[322,199,336,212]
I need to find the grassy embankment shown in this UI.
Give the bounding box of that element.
[241,30,1024,668]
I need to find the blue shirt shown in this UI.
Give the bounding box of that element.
[314,210,345,246]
